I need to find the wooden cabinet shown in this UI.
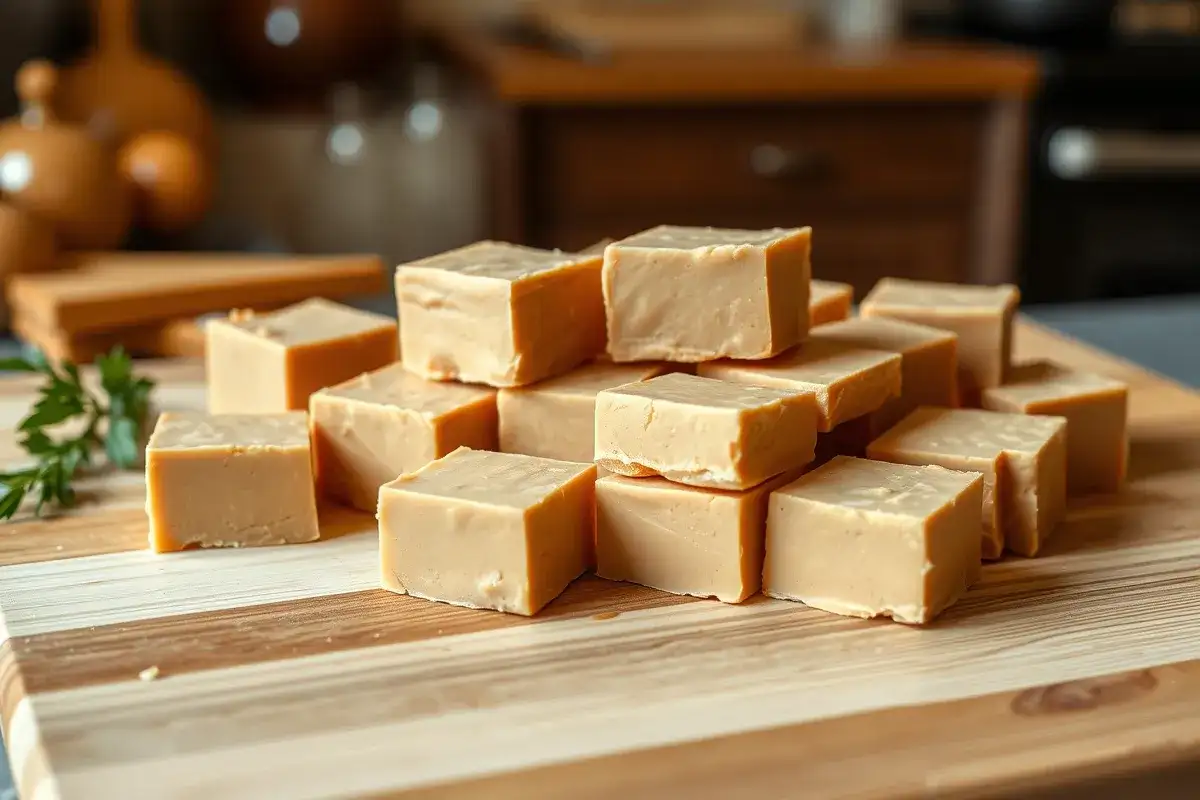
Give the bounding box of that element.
[431,25,1038,296]
[534,105,981,218]
[515,105,981,295]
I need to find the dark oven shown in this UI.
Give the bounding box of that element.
[1022,56,1200,303]
[921,0,1200,302]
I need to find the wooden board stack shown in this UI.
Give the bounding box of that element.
[146,224,1130,628]
[4,251,387,362]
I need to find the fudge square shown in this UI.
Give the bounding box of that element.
[810,279,853,327]
[596,470,800,603]
[868,407,1066,558]
[860,278,1019,402]
[378,448,596,616]
[982,360,1128,495]
[812,316,958,435]
[868,410,1005,560]
[698,339,901,433]
[498,360,676,462]
[602,225,811,363]
[206,298,397,414]
[764,456,984,625]
[396,241,605,387]
[310,363,498,512]
[146,412,320,553]
[595,372,818,490]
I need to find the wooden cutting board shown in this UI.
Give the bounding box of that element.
[7,251,386,336]
[1,320,1199,799]
[10,314,207,363]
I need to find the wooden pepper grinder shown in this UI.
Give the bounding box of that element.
[55,0,213,155]
[55,0,214,235]
[0,61,131,250]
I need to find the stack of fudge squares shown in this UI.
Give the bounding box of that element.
[143,225,1130,627]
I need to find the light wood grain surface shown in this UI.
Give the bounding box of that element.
[1,319,1199,799]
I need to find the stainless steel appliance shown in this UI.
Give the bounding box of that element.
[919,0,1200,302]
[1026,44,1200,302]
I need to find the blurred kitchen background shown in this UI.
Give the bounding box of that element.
[0,3,1195,796]
[1,3,1199,792]
[1,0,1200,319]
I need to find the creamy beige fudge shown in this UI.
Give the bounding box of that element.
[602,225,811,363]
[396,241,605,387]
[982,360,1128,495]
[868,407,1066,558]
[498,360,677,462]
[813,316,958,435]
[698,339,901,433]
[860,278,1019,403]
[206,298,397,414]
[764,456,984,625]
[595,372,818,490]
[145,412,320,553]
[378,448,595,616]
[876,437,1004,559]
[596,469,801,603]
[810,279,853,327]
[310,363,498,512]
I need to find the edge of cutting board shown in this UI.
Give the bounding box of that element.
[7,252,387,334]
[0,317,1198,800]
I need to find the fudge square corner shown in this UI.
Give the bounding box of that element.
[395,241,606,388]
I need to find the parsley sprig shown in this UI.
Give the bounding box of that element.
[0,347,154,520]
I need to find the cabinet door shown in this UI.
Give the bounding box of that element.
[529,103,982,222]
[516,103,984,293]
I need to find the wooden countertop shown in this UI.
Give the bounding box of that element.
[424,21,1040,104]
[2,320,1200,798]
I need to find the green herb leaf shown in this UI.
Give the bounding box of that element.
[108,391,126,422]
[0,484,26,519]
[35,468,57,515]
[20,393,84,432]
[1,345,155,521]
[0,357,38,373]
[19,429,55,455]
[51,458,72,506]
[0,468,38,488]
[97,347,132,397]
[105,416,140,469]
[75,439,94,468]
[59,447,81,496]
[128,378,153,421]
